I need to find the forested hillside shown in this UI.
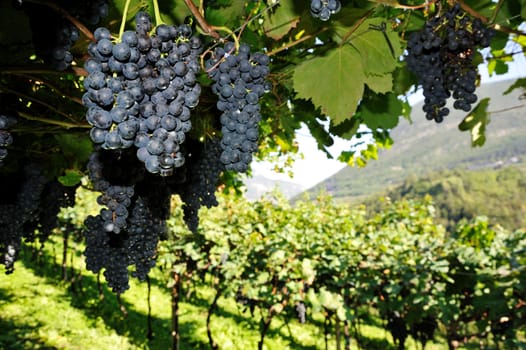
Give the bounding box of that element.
[362,164,526,231]
[306,79,526,202]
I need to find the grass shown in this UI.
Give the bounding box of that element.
[0,235,465,350]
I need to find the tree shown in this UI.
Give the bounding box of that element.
[1,0,525,284]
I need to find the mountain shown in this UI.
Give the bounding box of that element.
[304,79,526,202]
[242,174,306,201]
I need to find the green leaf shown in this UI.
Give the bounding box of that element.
[487,59,509,76]
[293,46,365,125]
[262,0,300,40]
[342,18,403,76]
[329,116,361,140]
[361,93,407,130]
[364,74,393,94]
[54,134,92,166]
[504,78,526,95]
[204,0,246,26]
[458,98,490,147]
[301,259,316,283]
[58,169,83,187]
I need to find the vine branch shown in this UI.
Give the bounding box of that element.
[458,0,526,36]
[24,0,94,42]
[268,28,329,56]
[0,65,88,77]
[18,111,90,129]
[0,85,80,123]
[14,73,83,105]
[182,0,220,40]
[371,0,437,10]
[489,0,505,24]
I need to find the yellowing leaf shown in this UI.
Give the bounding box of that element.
[293,46,365,125]
[458,98,490,147]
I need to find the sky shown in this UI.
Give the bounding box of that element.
[250,51,526,190]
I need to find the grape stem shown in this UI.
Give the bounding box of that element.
[182,0,220,39]
[152,0,163,27]
[24,0,94,42]
[118,0,133,42]
[18,111,90,129]
[211,26,240,52]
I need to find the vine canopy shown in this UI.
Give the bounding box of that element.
[0,0,525,182]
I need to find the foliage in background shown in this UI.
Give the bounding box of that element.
[158,190,526,349]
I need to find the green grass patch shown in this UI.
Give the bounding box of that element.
[0,236,454,350]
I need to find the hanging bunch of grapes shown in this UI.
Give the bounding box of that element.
[405,3,495,122]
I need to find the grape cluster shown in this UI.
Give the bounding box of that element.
[310,0,341,21]
[23,0,109,70]
[0,114,16,166]
[178,138,225,232]
[84,12,202,176]
[84,195,162,293]
[405,4,494,122]
[87,152,135,234]
[0,166,48,273]
[34,180,77,242]
[84,214,130,292]
[206,42,270,173]
[69,0,109,26]
[83,149,170,293]
[126,197,161,280]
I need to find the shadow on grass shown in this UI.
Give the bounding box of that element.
[16,244,173,348]
[14,242,223,349]
[13,243,414,350]
[0,317,57,350]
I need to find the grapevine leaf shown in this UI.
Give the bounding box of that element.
[458,98,490,147]
[342,18,403,76]
[204,0,246,26]
[364,73,393,94]
[361,93,407,130]
[293,46,365,125]
[58,169,84,187]
[338,136,392,167]
[301,259,316,283]
[329,116,361,140]
[54,134,92,166]
[504,78,526,94]
[262,0,300,40]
